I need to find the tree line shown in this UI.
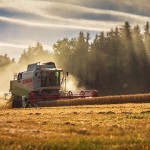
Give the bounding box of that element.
[1,22,150,95]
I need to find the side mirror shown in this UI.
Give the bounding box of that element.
[66,72,69,76]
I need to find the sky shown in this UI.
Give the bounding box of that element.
[0,0,150,59]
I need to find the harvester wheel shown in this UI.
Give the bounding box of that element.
[80,91,85,96]
[67,91,73,98]
[12,95,23,108]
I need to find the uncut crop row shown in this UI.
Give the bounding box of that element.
[37,93,150,107]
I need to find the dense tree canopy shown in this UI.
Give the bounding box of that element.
[0,54,14,68]
[2,22,150,95]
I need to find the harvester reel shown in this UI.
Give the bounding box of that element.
[80,91,85,97]
[67,91,73,98]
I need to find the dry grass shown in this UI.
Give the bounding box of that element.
[0,103,150,149]
[37,93,150,107]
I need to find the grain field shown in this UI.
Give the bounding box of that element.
[0,103,150,150]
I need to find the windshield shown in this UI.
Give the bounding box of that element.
[41,71,61,87]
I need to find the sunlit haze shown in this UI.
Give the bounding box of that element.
[0,0,150,59]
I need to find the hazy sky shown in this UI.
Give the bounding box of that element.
[0,0,150,59]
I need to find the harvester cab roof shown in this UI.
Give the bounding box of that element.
[27,62,57,71]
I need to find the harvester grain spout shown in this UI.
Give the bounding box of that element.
[9,62,98,108]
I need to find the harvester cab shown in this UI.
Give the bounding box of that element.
[10,62,98,108]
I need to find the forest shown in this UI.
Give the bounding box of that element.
[1,22,150,95]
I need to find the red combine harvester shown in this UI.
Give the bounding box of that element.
[9,62,98,108]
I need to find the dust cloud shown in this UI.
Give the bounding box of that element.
[0,55,81,101]
[0,63,24,108]
[0,95,11,109]
[66,74,79,91]
[0,63,27,96]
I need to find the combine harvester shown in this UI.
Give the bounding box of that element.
[9,62,98,108]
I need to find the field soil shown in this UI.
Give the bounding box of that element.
[0,103,150,150]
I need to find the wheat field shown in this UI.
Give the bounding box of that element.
[0,103,150,150]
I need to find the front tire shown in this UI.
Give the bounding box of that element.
[12,95,23,108]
